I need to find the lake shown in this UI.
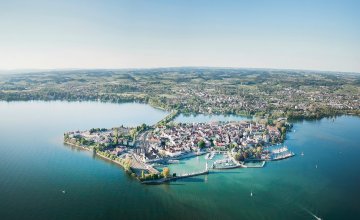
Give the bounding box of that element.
[0,101,359,220]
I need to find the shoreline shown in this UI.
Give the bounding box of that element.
[63,141,128,170]
[64,141,212,184]
[1,99,358,121]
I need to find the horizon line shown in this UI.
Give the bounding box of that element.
[0,66,359,75]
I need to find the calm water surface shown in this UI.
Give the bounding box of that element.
[174,113,251,123]
[0,101,359,220]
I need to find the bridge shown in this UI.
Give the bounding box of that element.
[154,110,179,127]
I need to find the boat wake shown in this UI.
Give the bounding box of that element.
[299,206,322,220]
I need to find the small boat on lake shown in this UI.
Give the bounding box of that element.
[271,151,295,161]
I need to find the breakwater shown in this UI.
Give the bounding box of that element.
[141,170,209,184]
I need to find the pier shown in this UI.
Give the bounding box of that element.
[141,170,209,184]
[243,160,266,168]
[212,164,242,170]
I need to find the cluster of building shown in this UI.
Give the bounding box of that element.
[64,126,134,150]
[141,121,281,162]
[175,88,265,115]
[64,117,289,166]
[167,85,360,117]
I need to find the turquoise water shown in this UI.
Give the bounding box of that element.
[165,156,208,174]
[0,101,359,219]
[157,153,227,174]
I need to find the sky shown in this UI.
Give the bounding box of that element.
[0,0,359,72]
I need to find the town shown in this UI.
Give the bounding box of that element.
[64,114,294,184]
[1,68,359,120]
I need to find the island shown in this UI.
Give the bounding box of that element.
[64,112,294,184]
[2,68,358,184]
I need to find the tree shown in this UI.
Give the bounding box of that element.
[209,138,214,147]
[281,126,286,134]
[234,153,245,161]
[229,143,237,148]
[162,167,170,178]
[114,128,119,145]
[243,151,249,159]
[276,121,284,129]
[123,158,131,172]
[256,146,262,153]
[238,153,245,161]
[140,123,147,131]
[198,140,206,149]
[130,128,137,140]
[141,170,145,179]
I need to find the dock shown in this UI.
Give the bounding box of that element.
[243,160,266,168]
[212,164,242,170]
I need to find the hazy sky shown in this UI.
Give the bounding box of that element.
[0,0,359,72]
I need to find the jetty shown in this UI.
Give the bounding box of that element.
[243,160,266,168]
[271,151,295,161]
[141,170,209,184]
[268,145,295,161]
[212,164,242,170]
[272,146,289,154]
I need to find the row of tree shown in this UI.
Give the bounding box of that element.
[139,167,173,181]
